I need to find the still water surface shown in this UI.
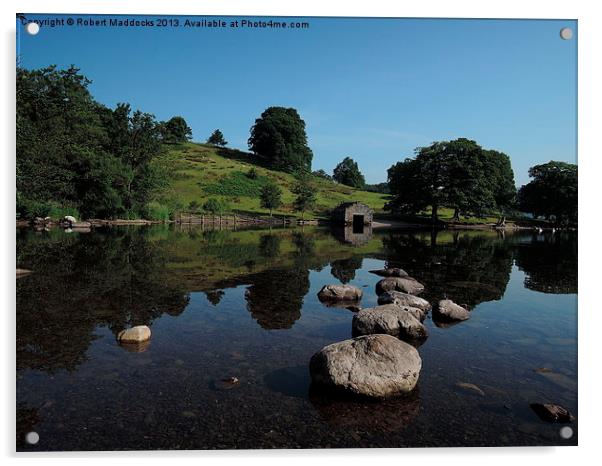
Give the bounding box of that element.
[16,225,577,450]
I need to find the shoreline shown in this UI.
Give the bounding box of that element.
[16,217,575,232]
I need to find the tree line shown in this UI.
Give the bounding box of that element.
[386,138,577,226]
[16,65,192,220]
[17,66,577,225]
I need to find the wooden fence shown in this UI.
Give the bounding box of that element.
[176,212,292,229]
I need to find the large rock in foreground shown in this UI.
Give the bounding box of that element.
[369,267,408,278]
[376,277,425,295]
[377,291,431,314]
[310,334,422,398]
[317,284,362,303]
[433,300,470,322]
[352,305,428,341]
[117,325,152,343]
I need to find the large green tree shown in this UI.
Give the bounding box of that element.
[386,138,516,223]
[518,161,577,225]
[483,150,517,225]
[333,156,365,188]
[248,107,313,173]
[160,116,192,143]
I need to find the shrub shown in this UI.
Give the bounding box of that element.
[247,167,259,179]
[16,198,51,220]
[145,202,170,222]
[48,204,80,220]
[203,198,228,215]
[188,200,202,212]
[204,171,270,197]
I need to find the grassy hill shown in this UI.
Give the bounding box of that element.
[159,142,389,219]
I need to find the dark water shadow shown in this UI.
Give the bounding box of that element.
[264,365,310,399]
[308,385,420,433]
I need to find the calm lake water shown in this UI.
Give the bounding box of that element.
[16,225,577,450]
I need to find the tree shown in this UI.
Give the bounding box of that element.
[483,150,517,225]
[291,174,316,220]
[312,169,332,181]
[386,138,515,223]
[203,198,226,217]
[364,182,390,194]
[333,157,365,188]
[260,184,283,217]
[248,107,313,173]
[518,161,577,225]
[160,116,192,143]
[16,65,169,220]
[207,129,227,146]
[247,167,259,179]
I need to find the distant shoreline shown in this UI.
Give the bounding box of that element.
[16,217,574,232]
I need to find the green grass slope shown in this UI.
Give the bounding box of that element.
[160,142,389,219]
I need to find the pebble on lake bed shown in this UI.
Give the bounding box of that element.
[455,382,485,396]
[213,376,241,390]
[117,325,152,343]
[310,334,422,398]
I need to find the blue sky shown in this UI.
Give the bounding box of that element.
[18,15,577,185]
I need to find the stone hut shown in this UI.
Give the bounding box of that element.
[331,202,373,229]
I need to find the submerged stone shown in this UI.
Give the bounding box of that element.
[455,382,485,397]
[530,403,574,423]
[369,268,409,278]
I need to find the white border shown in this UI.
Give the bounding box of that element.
[2,1,600,465]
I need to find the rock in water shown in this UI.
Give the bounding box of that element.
[16,269,33,279]
[375,277,425,295]
[117,325,152,343]
[377,291,431,314]
[530,403,574,423]
[433,300,470,321]
[309,334,422,398]
[369,268,409,278]
[317,284,363,302]
[352,305,428,341]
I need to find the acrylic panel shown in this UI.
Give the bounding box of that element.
[16,14,577,451]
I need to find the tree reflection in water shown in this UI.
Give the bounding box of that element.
[381,230,514,308]
[244,268,310,329]
[16,228,190,372]
[15,225,578,450]
[330,257,363,284]
[514,232,577,294]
